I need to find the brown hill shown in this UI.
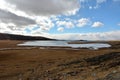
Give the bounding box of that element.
[0,33,53,40]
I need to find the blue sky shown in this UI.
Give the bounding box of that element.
[48,0,120,34]
[0,0,120,40]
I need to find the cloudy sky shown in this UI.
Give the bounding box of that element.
[0,0,120,40]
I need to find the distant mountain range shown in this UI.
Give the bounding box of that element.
[0,33,54,40]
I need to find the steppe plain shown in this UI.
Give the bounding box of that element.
[0,40,120,80]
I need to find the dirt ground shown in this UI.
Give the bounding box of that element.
[0,40,120,80]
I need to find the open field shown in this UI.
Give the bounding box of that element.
[0,40,120,80]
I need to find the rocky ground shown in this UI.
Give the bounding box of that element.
[0,40,120,80]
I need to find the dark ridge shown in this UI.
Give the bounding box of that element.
[0,33,55,40]
[58,52,120,70]
[85,52,120,65]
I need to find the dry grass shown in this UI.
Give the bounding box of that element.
[0,40,120,80]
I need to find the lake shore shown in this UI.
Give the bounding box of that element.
[0,40,120,80]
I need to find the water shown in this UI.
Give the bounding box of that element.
[18,41,111,50]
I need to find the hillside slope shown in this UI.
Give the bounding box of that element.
[0,33,53,40]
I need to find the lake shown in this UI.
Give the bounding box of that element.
[18,41,111,50]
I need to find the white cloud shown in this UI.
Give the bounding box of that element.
[0,0,119,41]
[57,27,64,32]
[0,9,36,34]
[85,0,107,9]
[0,0,32,19]
[0,22,11,32]
[79,0,107,9]
[0,9,36,26]
[94,0,107,9]
[0,0,80,35]
[93,5,100,9]
[4,0,79,16]
[92,22,104,27]
[77,18,90,27]
[36,16,54,31]
[118,23,120,26]
[56,21,74,29]
[0,21,26,34]
[89,6,93,9]
[51,30,120,40]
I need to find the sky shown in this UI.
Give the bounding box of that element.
[0,0,120,40]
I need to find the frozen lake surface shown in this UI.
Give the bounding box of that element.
[18,41,111,50]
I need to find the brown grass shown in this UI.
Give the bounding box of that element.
[0,40,120,80]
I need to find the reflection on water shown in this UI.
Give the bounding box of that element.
[18,41,111,50]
